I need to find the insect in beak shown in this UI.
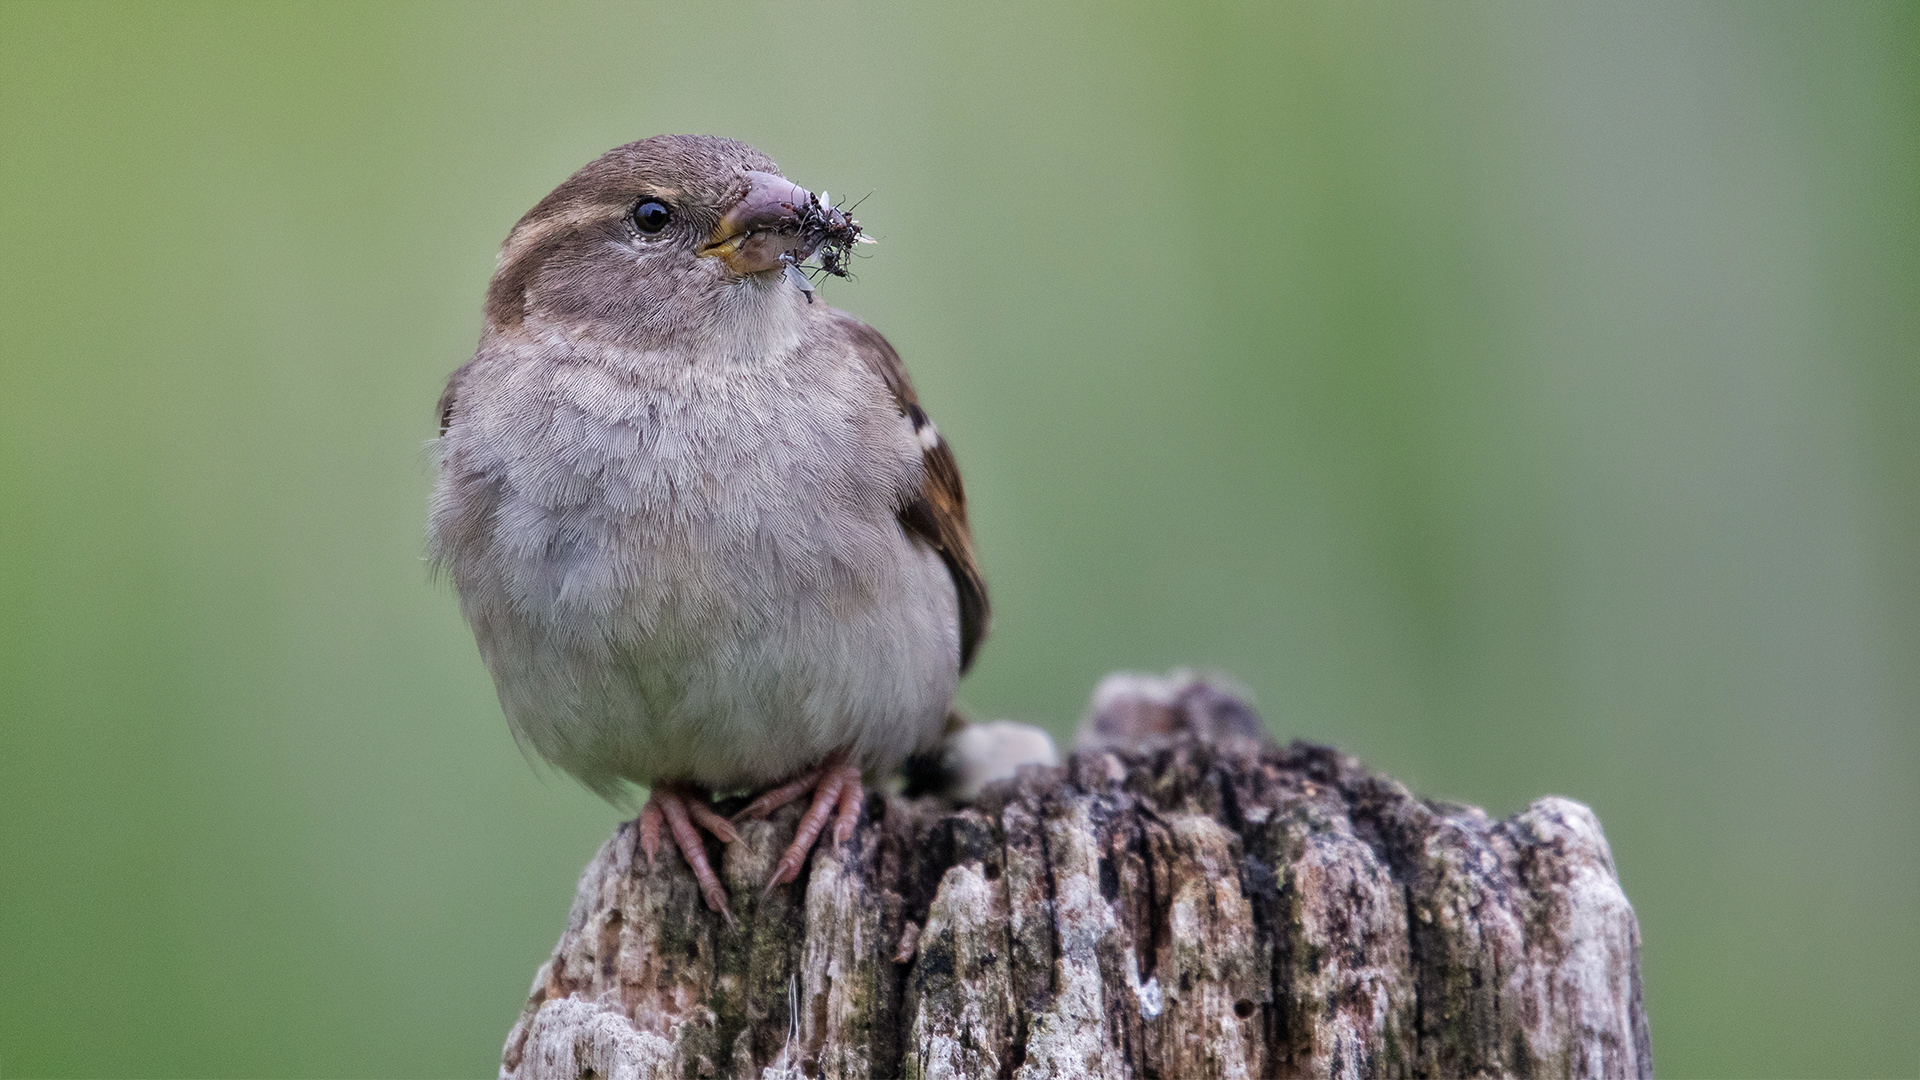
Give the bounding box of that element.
[781,255,815,303]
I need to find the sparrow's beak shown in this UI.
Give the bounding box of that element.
[700,170,823,276]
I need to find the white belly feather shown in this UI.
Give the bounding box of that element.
[430,324,959,796]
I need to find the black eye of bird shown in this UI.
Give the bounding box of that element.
[632,200,671,234]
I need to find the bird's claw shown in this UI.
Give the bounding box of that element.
[756,758,864,895]
[637,784,738,925]
[637,756,865,916]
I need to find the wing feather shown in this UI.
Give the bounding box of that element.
[833,313,990,673]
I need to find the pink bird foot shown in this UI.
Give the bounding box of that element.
[733,753,864,893]
[637,783,740,925]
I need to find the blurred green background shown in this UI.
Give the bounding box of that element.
[3,2,1915,1076]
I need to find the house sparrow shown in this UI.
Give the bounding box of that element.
[429,135,987,920]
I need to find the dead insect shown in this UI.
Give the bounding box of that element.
[791,190,871,280]
[779,254,816,303]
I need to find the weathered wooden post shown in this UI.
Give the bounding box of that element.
[502,672,1651,1079]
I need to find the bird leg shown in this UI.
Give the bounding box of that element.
[637,782,739,924]
[732,752,865,892]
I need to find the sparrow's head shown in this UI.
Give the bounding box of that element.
[484,134,863,348]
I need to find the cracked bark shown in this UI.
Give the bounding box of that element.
[501,673,1651,1079]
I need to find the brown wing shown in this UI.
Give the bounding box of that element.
[833,312,990,674]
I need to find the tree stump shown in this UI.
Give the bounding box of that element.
[501,673,1651,1079]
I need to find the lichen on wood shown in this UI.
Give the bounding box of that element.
[502,672,1651,1079]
